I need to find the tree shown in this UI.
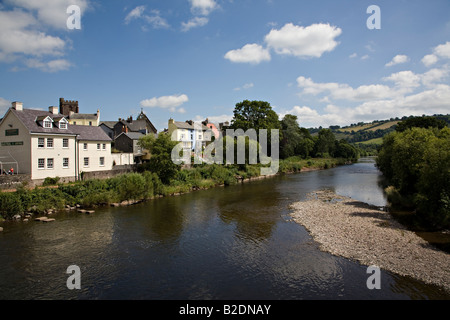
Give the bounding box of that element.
[231,100,281,132]
[280,114,302,159]
[138,133,181,184]
[396,116,447,132]
[314,129,336,157]
[377,127,450,229]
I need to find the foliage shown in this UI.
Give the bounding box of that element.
[395,115,447,133]
[377,127,450,229]
[139,132,181,184]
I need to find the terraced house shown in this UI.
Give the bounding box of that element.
[0,102,112,183]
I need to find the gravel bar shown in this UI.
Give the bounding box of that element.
[290,190,450,293]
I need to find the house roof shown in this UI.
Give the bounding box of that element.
[8,108,111,141]
[100,121,118,129]
[116,132,145,140]
[115,119,149,132]
[172,121,209,131]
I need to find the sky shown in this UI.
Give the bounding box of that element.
[1,0,450,130]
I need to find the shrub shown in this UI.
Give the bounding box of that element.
[0,192,23,219]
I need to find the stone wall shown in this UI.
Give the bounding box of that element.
[0,174,32,190]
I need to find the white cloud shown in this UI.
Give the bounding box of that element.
[125,6,169,29]
[265,23,342,58]
[290,65,450,127]
[140,94,189,113]
[383,71,421,90]
[5,0,89,30]
[189,0,218,16]
[434,41,450,59]
[0,0,91,72]
[0,9,65,58]
[224,44,271,64]
[385,54,409,67]
[349,53,357,59]
[297,76,400,101]
[25,58,72,72]
[233,83,254,91]
[421,42,450,67]
[125,5,146,24]
[422,54,438,67]
[181,16,209,32]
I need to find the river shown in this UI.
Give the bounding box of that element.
[0,158,448,300]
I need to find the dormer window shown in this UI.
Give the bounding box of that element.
[44,119,52,128]
[59,122,67,129]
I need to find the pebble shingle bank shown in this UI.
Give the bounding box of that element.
[290,190,450,293]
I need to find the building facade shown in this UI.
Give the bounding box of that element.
[0,102,112,182]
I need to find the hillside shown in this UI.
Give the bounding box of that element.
[325,114,450,145]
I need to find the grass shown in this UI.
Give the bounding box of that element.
[358,137,383,145]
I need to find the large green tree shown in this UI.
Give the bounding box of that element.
[376,127,450,229]
[231,100,281,132]
[139,133,181,184]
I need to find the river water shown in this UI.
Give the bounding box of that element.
[0,158,448,300]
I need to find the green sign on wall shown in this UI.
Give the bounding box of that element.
[5,129,19,136]
[1,141,23,146]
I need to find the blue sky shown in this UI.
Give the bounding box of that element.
[1,0,450,130]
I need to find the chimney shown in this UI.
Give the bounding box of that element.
[49,106,59,115]
[12,101,23,111]
[168,118,174,125]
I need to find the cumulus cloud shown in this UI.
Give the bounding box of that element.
[181,16,209,32]
[125,6,169,29]
[25,58,72,72]
[289,63,450,128]
[0,0,91,72]
[385,54,409,67]
[225,22,342,64]
[5,0,89,30]
[189,0,218,16]
[224,44,271,64]
[264,23,342,58]
[421,41,450,67]
[140,94,189,113]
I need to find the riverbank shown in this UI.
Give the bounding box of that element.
[0,157,349,224]
[289,190,450,293]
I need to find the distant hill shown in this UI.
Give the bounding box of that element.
[308,114,450,146]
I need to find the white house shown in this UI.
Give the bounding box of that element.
[168,119,211,152]
[0,102,112,182]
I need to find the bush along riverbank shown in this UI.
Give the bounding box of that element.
[0,157,351,223]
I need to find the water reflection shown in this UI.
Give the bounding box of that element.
[0,158,449,300]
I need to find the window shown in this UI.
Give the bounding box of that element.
[97,143,101,150]
[38,138,45,148]
[44,119,52,128]
[47,158,54,169]
[63,158,69,168]
[99,157,105,167]
[38,158,45,169]
[191,134,193,140]
[198,134,202,140]
[89,121,92,126]
[63,138,69,148]
[59,122,67,129]
[84,157,89,167]
[83,143,88,150]
[102,143,106,150]
[73,121,77,125]
[181,134,185,140]
[47,138,54,148]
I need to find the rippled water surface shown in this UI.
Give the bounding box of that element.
[0,158,448,299]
